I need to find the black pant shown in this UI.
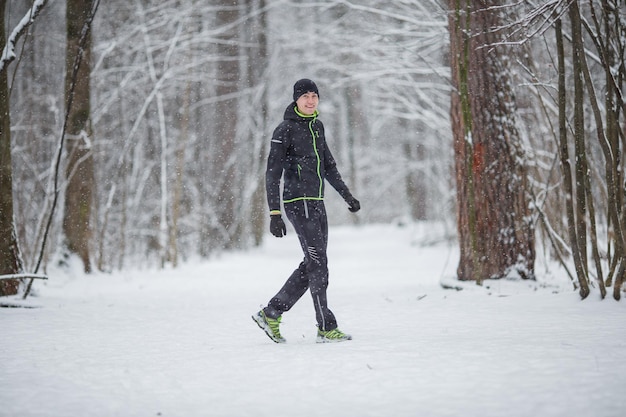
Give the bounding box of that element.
[264,200,337,331]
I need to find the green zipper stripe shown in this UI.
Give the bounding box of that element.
[309,118,324,199]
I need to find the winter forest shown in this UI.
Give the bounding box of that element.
[0,0,625,300]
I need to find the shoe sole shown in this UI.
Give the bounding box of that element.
[316,335,352,343]
[252,313,286,344]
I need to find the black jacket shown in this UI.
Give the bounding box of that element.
[266,103,353,212]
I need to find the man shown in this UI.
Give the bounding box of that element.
[252,79,360,343]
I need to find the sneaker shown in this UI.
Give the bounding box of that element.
[316,327,352,343]
[252,310,286,343]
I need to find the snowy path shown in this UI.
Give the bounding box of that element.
[1,224,625,417]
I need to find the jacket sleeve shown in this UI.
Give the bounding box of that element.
[265,123,289,212]
[323,143,354,202]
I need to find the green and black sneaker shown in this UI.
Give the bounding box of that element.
[316,327,352,343]
[252,310,286,343]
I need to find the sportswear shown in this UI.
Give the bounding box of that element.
[265,104,354,213]
[252,310,286,343]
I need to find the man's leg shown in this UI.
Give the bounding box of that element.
[291,201,336,330]
[264,201,313,319]
[265,200,337,330]
[304,202,336,331]
[264,261,309,319]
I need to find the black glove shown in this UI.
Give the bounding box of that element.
[270,215,287,237]
[346,196,361,213]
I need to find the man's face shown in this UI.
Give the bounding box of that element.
[296,92,319,115]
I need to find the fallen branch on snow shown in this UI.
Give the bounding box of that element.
[0,274,48,281]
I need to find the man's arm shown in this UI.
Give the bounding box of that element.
[265,124,288,212]
[324,146,360,212]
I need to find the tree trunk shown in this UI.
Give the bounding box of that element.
[345,85,365,223]
[555,17,589,299]
[404,121,428,221]
[214,1,240,249]
[245,0,269,246]
[170,79,191,268]
[63,0,94,273]
[569,0,625,299]
[0,2,24,296]
[449,0,535,283]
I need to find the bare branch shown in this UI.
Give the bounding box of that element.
[0,0,48,73]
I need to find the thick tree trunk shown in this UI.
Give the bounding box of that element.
[0,3,24,296]
[449,0,535,282]
[63,0,94,273]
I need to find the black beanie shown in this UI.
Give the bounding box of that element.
[293,79,319,102]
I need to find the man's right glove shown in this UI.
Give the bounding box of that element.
[270,214,287,237]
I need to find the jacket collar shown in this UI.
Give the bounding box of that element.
[284,102,319,121]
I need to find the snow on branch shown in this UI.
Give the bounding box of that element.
[489,0,571,46]
[0,0,48,73]
[0,274,48,281]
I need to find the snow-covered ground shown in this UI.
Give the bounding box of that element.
[2,223,624,417]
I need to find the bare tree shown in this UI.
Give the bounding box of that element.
[500,0,624,299]
[62,0,95,273]
[243,0,269,246]
[0,2,22,296]
[448,0,535,283]
[564,0,624,299]
[7,1,454,272]
[555,14,590,298]
[213,0,241,249]
[0,0,48,296]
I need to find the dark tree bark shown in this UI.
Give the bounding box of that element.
[569,0,625,299]
[449,0,535,283]
[63,0,95,273]
[0,2,24,296]
[1,0,50,298]
[555,16,589,299]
